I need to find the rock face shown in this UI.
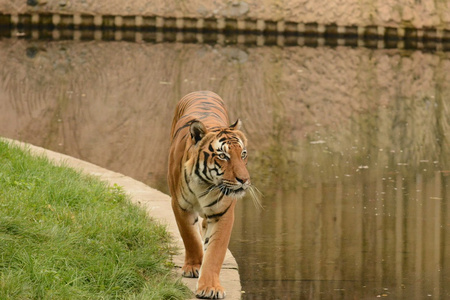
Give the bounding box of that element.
[1,0,450,29]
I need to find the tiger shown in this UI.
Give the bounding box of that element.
[168,91,251,299]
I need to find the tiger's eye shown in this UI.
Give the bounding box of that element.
[218,153,227,160]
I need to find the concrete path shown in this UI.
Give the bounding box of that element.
[6,139,241,300]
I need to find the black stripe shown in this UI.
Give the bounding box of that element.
[206,203,232,219]
[211,164,224,176]
[198,102,226,115]
[177,201,188,212]
[194,168,209,184]
[217,130,231,138]
[204,193,225,208]
[184,169,195,195]
[181,191,192,205]
[209,95,226,105]
[199,185,215,198]
[197,112,224,122]
[173,120,195,139]
[202,152,211,180]
[194,155,210,184]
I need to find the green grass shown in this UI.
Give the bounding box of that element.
[0,140,191,299]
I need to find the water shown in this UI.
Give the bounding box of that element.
[1,39,449,299]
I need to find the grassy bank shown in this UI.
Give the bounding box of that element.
[0,140,190,299]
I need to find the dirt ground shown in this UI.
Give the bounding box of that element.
[1,0,449,29]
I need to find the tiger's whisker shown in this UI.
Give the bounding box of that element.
[248,185,264,211]
[200,185,219,198]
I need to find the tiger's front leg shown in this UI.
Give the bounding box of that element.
[171,197,204,278]
[196,200,236,299]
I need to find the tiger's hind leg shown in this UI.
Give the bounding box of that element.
[171,198,203,278]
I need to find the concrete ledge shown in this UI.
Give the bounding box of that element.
[4,138,241,300]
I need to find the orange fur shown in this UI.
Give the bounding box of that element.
[168,91,250,299]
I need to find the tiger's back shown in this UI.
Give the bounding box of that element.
[170,91,229,141]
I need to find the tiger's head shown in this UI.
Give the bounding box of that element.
[188,119,250,199]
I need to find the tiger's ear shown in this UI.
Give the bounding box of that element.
[229,119,242,130]
[190,120,207,144]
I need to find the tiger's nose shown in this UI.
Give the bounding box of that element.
[236,177,249,184]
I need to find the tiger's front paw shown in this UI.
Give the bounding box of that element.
[195,282,225,299]
[182,264,201,278]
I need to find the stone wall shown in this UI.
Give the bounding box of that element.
[1,40,449,190]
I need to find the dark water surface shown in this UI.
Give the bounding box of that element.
[1,39,449,299]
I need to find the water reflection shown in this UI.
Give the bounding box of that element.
[235,141,449,299]
[0,39,449,299]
